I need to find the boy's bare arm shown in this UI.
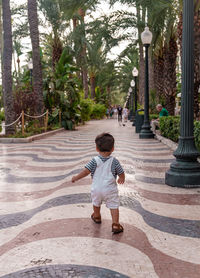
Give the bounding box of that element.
[117,172,125,184]
[71,168,91,183]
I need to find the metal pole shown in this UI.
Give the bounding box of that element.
[139,44,154,139]
[130,89,134,122]
[165,0,200,187]
[132,76,137,126]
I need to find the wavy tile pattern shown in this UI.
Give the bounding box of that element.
[0,119,200,278]
[0,264,129,278]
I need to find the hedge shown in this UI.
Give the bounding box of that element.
[159,116,200,151]
[91,103,106,120]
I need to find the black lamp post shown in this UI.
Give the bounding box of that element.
[130,80,135,122]
[165,0,200,187]
[28,58,33,86]
[139,27,154,139]
[128,87,132,120]
[125,93,129,109]
[132,67,138,126]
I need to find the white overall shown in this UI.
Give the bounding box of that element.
[91,156,119,209]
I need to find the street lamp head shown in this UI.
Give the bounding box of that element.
[130,80,135,87]
[28,58,33,70]
[132,67,138,77]
[141,26,152,45]
[128,87,132,93]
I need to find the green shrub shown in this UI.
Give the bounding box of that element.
[150,114,159,121]
[0,110,4,133]
[91,103,106,119]
[0,110,5,121]
[80,98,93,122]
[159,117,200,151]
[194,121,200,151]
[160,116,180,142]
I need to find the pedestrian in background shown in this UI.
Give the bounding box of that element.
[151,104,168,133]
[117,105,123,126]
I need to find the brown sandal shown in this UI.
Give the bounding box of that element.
[91,213,101,224]
[112,223,124,234]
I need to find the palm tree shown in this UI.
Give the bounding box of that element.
[27,0,45,115]
[109,0,178,112]
[39,0,65,70]
[86,13,128,99]
[0,1,3,80]
[162,30,178,115]
[58,0,100,98]
[117,45,139,95]
[2,0,15,134]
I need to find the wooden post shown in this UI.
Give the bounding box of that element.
[59,110,61,127]
[22,110,24,136]
[45,110,48,132]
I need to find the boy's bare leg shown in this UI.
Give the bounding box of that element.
[93,205,101,218]
[110,208,119,224]
[110,208,123,233]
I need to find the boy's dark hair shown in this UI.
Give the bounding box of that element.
[95,133,114,152]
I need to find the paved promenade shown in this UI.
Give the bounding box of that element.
[0,119,200,278]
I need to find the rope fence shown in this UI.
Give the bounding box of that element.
[0,110,62,136]
[3,113,22,127]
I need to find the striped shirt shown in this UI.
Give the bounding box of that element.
[85,155,124,178]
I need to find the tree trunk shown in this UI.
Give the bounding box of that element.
[82,67,89,98]
[52,32,63,70]
[90,74,95,99]
[107,86,111,106]
[2,0,15,135]
[154,50,164,101]
[72,16,77,29]
[78,8,89,99]
[28,0,45,115]
[72,17,81,80]
[0,4,3,82]
[163,33,178,115]
[149,51,155,93]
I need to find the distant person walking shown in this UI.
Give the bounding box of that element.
[151,104,168,133]
[122,107,128,126]
[117,105,123,126]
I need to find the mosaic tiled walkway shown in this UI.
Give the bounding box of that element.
[0,119,200,278]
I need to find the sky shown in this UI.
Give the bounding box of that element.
[11,0,137,65]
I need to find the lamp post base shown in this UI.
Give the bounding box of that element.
[165,160,200,188]
[139,124,154,139]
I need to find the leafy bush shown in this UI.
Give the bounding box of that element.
[159,116,200,151]
[43,47,81,130]
[91,103,106,119]
[80,98,93,122]
[160,116,180,142]
[150,114,159,120]
[13,85,38,116]
[0,110,5,121]
[48,108,60,126]
[0,109,4,132]
[194,121,200,151]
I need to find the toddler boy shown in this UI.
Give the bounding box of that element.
[71,133,125,234]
